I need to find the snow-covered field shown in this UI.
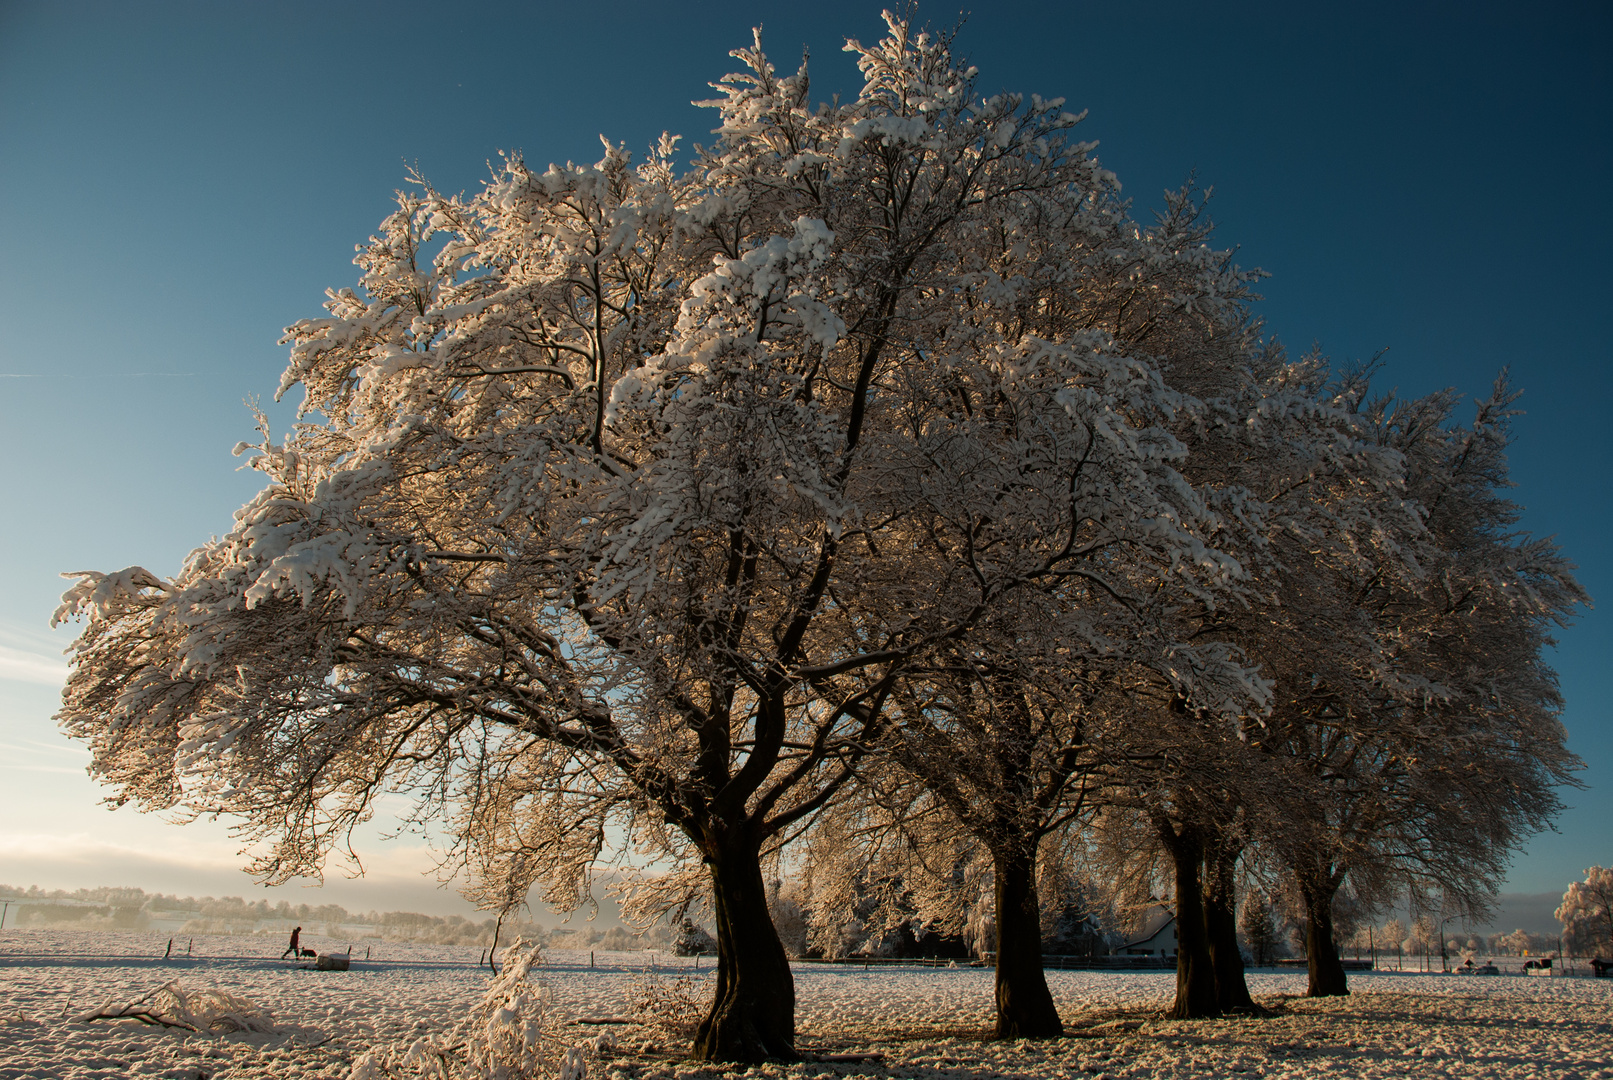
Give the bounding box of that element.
[3,931,1610,1079]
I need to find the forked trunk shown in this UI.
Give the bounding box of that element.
[992,845,1063,1039]
[692,837,796,1062]
[1296,867,1349,998]
[1163,827,1220,1019]
[1203,842,1255,1013]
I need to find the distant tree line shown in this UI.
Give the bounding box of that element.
[0,884,670,948]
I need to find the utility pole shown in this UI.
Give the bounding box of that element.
[1408,876,1418,973]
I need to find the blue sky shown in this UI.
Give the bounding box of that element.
[1,1,1607,918]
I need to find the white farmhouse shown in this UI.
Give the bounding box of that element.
[1117,906,1177,957]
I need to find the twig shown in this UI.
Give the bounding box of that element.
[74,1003,199,1031]
[286,1031,334,1049]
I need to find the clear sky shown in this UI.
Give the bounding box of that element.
[1,1,1607,919]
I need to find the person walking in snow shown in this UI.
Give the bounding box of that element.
[282,926,302,960]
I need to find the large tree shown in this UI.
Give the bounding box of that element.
[878,644,1109,1038]
[1556,866,1613,957]
[821,174,1282,1036]
[1091,346,1409,1018]
[54,17,1248,1061]
[1251,376,1586,997]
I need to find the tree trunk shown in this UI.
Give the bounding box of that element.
[991,845,1063,1039]
[1296,867,1349,998]
[692,836,796,1062]
[1203,840,1256,1013]
[1162,826,1220,1019]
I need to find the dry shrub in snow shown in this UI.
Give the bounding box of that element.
[628,967,707,1044]
[75,980,279,1034]
[348,941,586,1080]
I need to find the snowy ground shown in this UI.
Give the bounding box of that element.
[2,931,1610,1079]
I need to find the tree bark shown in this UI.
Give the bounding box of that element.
[1203,839,1256,1012]
[692,836,796,1062]
[1161,824,1220,1019]
[1296,866,1349,998]
[991,845,1063,1039]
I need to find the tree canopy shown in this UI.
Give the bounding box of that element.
[54,13,1586,1060]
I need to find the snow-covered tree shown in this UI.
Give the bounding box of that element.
[1239,894,1279,967]
[1556,866,1613,957]
[866,177,1294,1032]
[1377,916,1406,963]
[878,655,1110,1035]
[1130,736,1272,1017]
[1036,832,1115,957]
[1251,376,1585,997]
[50,9,1586,1054]
[52,15,1261,1060]
[673,919,718,957]
[1056,318,1418,1017]
[1142,353,1413,1008]
[763,878,810,958]
[1084,357,1584,1010]
[780,762,987,961]
[1489,927,1552,957]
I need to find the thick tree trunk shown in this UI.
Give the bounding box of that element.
[992,845,1063,1039]
[1296,867,1349,998]
[1203,841,1256,1013]
[1162,827,1220,1019]
[692,837,796,1062]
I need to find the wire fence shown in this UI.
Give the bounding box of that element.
[793,953,1610,976]
[792,953,1177,970]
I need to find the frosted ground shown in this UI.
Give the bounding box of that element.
[3,932,1610,1079]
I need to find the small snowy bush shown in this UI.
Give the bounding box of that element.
[348,941,587,1080]
[627,966,707,1043]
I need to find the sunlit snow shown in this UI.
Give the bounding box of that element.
[3,932,1609,1079]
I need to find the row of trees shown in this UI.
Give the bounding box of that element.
[0,885,557,945]
[54,15,1584,1062]
[762,859,1608,969]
